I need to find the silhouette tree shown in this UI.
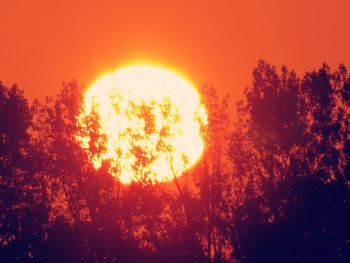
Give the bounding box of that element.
[31,81,204,262]
[31,81,126,261]
[0,83,49,262]
[1,60,349,263]
[229,61,350,262]
[195,85,233,263]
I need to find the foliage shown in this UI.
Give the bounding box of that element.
[229,61,350,262]
[0,61,349,262]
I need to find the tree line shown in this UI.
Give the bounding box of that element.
[0,61,349,262]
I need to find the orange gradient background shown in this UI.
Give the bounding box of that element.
[1,0,350,103]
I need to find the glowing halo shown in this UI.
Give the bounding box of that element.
[76,65,207,184]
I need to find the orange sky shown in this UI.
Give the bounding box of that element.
[1,0,350,104]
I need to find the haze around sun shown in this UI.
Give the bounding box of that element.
[76,65,207,184]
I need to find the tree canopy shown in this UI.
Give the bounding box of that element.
[0,61,349,262]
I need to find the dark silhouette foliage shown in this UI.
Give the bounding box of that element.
[0,83,49,262]
[0,61,349,262]
[229,61,350,263]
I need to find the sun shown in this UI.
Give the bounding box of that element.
[76,65,207,184]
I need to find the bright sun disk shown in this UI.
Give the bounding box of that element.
[76,65,207,184]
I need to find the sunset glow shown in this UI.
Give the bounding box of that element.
[76,66,207,184]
